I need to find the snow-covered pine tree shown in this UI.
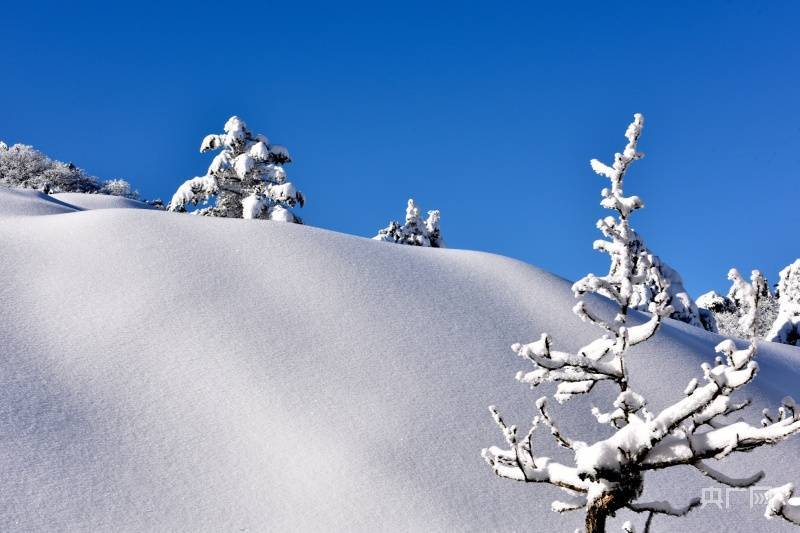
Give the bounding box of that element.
[482,114,800,533]
[621,231,705,330]
[697,268,779,340]
[696,290,728,333]
[168,116,304,223]
[766,259,800,346]
[729,268,757,335]
[751,269,780,339]
[373,199,444,247]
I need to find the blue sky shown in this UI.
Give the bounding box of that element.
[2,1,798,296]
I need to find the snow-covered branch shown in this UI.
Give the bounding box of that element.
[482,406,588,493]
[168,175,218,212]
[765,483,800,525]
[536,397,583,450]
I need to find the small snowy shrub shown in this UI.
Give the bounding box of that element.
[99,178,139,199]
[482,114,800,532]
[373,199,444,247]
[168,116,304,222]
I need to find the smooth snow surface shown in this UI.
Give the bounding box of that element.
[51,192,156,211]
[1,188,799,532]
[0,189,154,217]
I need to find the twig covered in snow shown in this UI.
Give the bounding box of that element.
[482,115,800,533]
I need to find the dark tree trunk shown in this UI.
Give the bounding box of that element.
[585,492,617,533]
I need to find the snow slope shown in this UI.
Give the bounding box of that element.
[50,192,156,211]
[1,188,799,532]
[0,189,154,217]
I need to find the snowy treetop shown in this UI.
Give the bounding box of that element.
[168,115,304,222]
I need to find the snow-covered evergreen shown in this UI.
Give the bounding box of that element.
[168,116,304,222]
[766,259,800,346]
[373,199,444,247]
[697,267,781,341]
[620,230,705,329]
[696,290,727,333]
[482,114,800,533]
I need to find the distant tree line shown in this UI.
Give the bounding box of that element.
[0,141,141,200]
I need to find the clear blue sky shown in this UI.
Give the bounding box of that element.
[2,1,798,296]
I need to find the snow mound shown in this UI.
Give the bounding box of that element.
[0,188,799,532]
[0,188,79,217]
[0,188,154,218]
[51,192,156,211]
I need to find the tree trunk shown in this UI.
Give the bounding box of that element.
[585,492,616,533]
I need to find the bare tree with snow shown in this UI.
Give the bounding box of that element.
[373,199,444,248]
[168,116,305,223]
[482,114,800,532]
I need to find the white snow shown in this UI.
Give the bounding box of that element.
[51,192,155,211]
[0,189,153,217]
[1,188,799,532]
[241,193,267,219]
[248,141,270,160]
[233,153,254,179]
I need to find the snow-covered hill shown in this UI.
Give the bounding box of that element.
[1,188,799,532]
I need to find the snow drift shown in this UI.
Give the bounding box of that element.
[0,188,799,532]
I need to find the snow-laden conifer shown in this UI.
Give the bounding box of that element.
[168,116,304,222]
[620,232,705,329]
[482,114,800,533]
[697,268,779,340]
[766,259,800,346]
[373,199,444,247]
